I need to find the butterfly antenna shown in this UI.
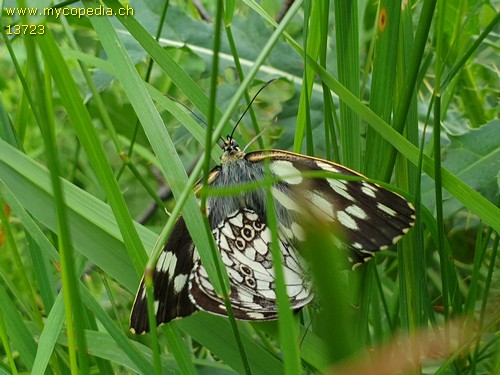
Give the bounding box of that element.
[229,79,277,139]
[165,94,208,125]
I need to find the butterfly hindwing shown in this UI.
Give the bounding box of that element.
[130,217,197,334]
[188,208,313,320]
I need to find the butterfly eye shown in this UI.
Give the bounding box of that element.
[241,225,255,241]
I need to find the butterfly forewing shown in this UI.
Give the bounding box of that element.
[130,217,197,334]
[246,150,415,264]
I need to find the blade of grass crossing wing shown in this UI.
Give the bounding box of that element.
[144,270,162,374]
[264,159,302,374]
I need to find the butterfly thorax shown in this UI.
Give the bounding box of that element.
[208,155,267,228]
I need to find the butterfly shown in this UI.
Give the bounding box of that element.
[129,136,415,333]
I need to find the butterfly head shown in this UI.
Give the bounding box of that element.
[221,136,244,162]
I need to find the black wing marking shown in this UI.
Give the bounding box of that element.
[130,216,197,333]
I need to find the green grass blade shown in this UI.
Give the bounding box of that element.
[36,28,148,277]
[31,295,65,375]
[364,0,401,176]
[0,303,19,375]
[264,162,301,375]
[80,285,154,374]
[29,31,88,373]
[178,315,285,374]
[333,0,361,169]
[0,140,142,290]
[0,284,37,370]
[86,0,225,295]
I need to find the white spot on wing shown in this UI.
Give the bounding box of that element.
[154,300,160,314]
[245,210,259,221]
[392,234,403,244]
[246,312,265,319]
[361,182,377,198]
[377,202,397,217]
[345,205,367,219]
[271,160,303,184]
[272,187,301,212]
[328,179,354,201]
[173,274,188,293]
[157,251,172,273]
[167,253,177,278]
[315,161,343,174]
[279,224,294,241]
[337,211,358,230]
[305,191,335,220]
[221,223,236,240]
[229,212,244,227]
[290,222,305,241]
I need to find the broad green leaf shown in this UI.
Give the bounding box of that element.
[422,120,500,216]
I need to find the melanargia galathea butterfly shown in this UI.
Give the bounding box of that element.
[130,137,415,333]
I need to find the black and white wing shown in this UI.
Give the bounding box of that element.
[246,150,416,265]
[130,217,197,334]
[189,209,313,320]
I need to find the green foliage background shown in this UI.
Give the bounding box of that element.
[0,0,499,374]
